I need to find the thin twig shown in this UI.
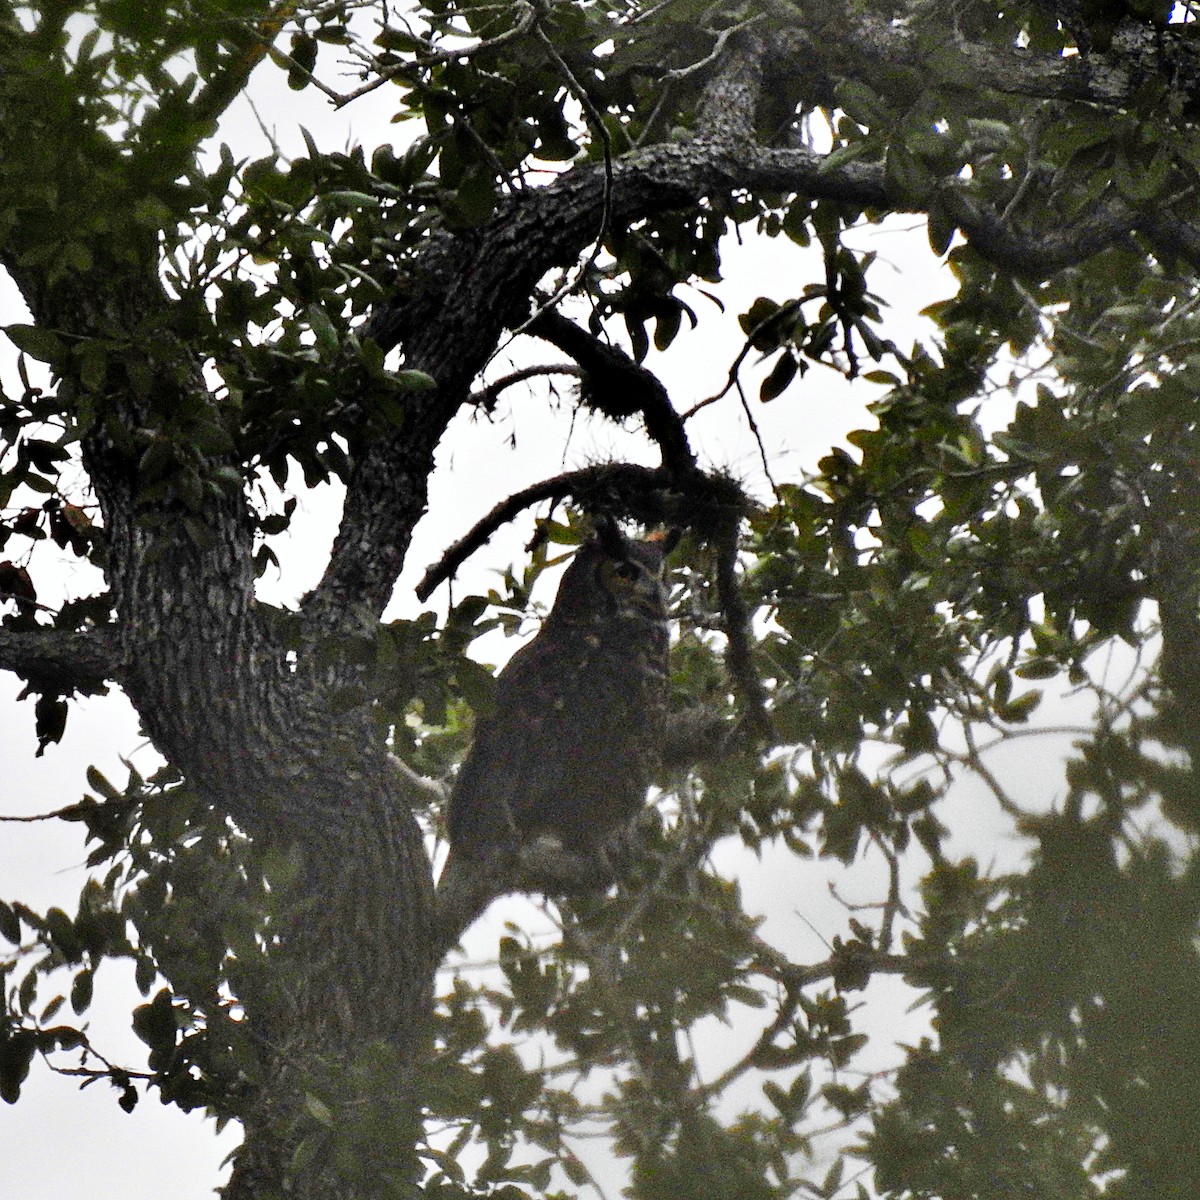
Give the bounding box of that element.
[682,300,804,420]
[468,364,585,411]
[511,13,617,328]
[735,373,781,501]
[624,0,681,26]
[0,592,60,616]
[560,917,692,1150]
[332,2,537,108]
[0,800,91,823]
[661,13,768,83]
[713,522,773,742]
[958,720,1031,818]
[695,977,802,1099]
[870,831,906,951]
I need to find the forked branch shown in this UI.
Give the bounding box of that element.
[526,309,695,473]
[415,463,748,601]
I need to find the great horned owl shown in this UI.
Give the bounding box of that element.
[436,520,675,936]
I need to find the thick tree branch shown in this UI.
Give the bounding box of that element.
[356,133,1170,362]
[312,138,870,620]
[714,523,773,744]
[525,309,695,474]
[435,837,618,956]
[416,464,671,602]
[311,37,774,623]
[768,3,1200,114]
[416,463,749,601]
[0,625,121,692]
[383,165,1149,621]
[693,26,763,143]
[314,20,1200,637]
[936,186,1140,276]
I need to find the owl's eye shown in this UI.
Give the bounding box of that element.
[598,559,641,593]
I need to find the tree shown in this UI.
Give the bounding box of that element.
[3,1,1200,1197]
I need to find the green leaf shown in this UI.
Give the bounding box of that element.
[739,296,781,339]
[34,695,69,755]
[1014,659,1061,681]
[760,351,798,402]
[0,902,21,945]
[927,199,956,256]
[833,80,885,129]
[4,325,65,365]
[291,1135,321,1174]
[0,1031,37,1104]
[324,190,381,209]
[306,305,339,356]
[395,369,437,392]
[885,142,933,204]
[287,32,318,90]
[998,690,1042,723]
[132,989,177,1053]
[70,968,94,1015]
[134,956,157,996]
[371,394,407,429]
[452,170,497,226]
[86,766,122,800]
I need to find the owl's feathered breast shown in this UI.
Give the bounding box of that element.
[446,536,670,859]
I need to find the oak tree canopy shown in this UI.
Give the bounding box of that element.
[3,2,1200,1197]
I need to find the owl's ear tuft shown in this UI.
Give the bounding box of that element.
[592,513,627,558]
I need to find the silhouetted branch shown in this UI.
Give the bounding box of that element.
[0,625,120,691]
[936,186,1138,277]
[333,2,538,108]
[435,837,615,955]
[684,300,804,420]
[0,800,91,823]
[415,464,669,601]
[417,463,750,601]
[696,977,803,1099]
[531,16,616,307]
[468,364,584,411]
[526,309,695,473]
